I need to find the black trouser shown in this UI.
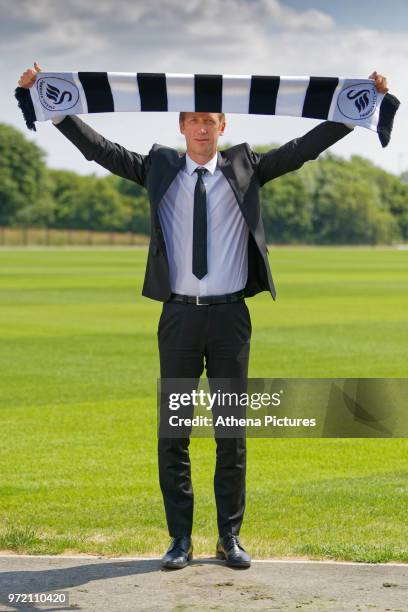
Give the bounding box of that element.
[157,299,251,537]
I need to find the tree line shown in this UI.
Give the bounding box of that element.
[1,122,407,244]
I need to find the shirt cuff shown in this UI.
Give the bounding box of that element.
[344,122,355,130]
[51,115,67,125]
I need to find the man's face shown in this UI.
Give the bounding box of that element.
[179,112,226,159]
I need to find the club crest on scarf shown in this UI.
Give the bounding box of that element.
[37,77,79,111]
[337,83,377,121]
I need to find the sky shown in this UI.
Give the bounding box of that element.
[1,0,407,176]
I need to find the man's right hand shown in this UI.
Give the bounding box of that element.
[18,62,42,88]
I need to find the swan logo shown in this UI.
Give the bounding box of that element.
[337,83,377,120]
[37,77,79,111]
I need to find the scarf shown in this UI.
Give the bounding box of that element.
[15,72,399,147]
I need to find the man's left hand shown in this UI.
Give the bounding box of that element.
[369,71,389,93]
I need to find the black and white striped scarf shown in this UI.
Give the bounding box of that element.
[15,72,399,147]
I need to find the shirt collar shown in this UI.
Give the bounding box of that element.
[185,151,218,176]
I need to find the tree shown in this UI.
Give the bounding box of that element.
[1,122,407,244]
[104,175,150,233]
[260,172,312,243]
[309,154,400,244]
[48,170,127,231]
[0,123,54,226]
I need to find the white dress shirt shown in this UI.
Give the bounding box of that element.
[158,152,249,296]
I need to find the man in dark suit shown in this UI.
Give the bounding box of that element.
[19,64,388,570]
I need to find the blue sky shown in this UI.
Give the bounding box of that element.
[1,0,406,176]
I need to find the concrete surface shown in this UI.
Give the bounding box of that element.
[0,555,407,611]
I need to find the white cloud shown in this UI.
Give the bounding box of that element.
[258,0,335,31]
[2,0,336,61]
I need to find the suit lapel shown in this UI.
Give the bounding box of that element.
[151,152,186,214]
[217,151,254,231]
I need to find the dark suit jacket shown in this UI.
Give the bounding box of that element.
[55,116,352,302]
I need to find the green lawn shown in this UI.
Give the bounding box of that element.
[0,246,407,561]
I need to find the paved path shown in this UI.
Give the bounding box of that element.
[0,555,407,611]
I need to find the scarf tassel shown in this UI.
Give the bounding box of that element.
[377,93,400,148]
[14,87,37,132]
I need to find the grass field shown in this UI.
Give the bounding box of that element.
[0,246,407,561]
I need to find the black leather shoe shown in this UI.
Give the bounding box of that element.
[161,536,193,569]
[216,534,251,568]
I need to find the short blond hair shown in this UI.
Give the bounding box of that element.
[179,112,225,124]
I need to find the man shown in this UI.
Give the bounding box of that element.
[19,63,389,570]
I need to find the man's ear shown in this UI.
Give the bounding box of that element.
[179,121,185,135]
[219,122,226,136]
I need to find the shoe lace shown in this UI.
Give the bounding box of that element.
[223,534,241,549]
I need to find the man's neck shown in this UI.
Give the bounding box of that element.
[186,149,217,166]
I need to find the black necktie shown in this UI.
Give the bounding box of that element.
[193,167,208,279]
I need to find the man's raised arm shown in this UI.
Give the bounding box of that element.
[18,63,150,187]
[251,121,354,186]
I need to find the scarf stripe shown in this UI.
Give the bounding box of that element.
[138,73,167,111]
[195,74,223,112]
[303,77,339,119]
[14,71,400,147]
[249,76,280,114]
[78,72,114,113]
